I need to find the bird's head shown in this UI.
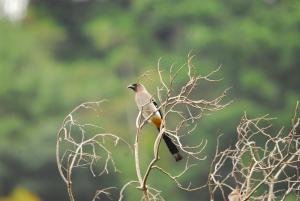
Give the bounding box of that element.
[127,83,144,92]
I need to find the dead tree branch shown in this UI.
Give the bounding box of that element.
[131,54,231,200]
[209,102,300,201]
[56,101,131,201]
[56,55,230,201]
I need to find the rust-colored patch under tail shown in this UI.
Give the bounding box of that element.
[151,116,162,129]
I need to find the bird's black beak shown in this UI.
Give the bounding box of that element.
[127,84,135,90]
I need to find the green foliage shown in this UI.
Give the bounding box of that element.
[0,0,299,200]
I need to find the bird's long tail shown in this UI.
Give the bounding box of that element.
[152,116,183,161]
[158,128,183,161]
[162,134,183,161]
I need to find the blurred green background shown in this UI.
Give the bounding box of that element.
[0,0,299,201]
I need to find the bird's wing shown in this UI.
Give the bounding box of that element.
[151,99,163,119]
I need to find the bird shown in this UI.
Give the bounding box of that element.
[128,83,183,161]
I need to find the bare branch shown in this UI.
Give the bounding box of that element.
[56,55,231,201]
[133,55,230,200]
[56,101,131,201]
[209,103,300,201]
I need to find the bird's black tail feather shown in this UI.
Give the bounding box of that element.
[161,132,183,162]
